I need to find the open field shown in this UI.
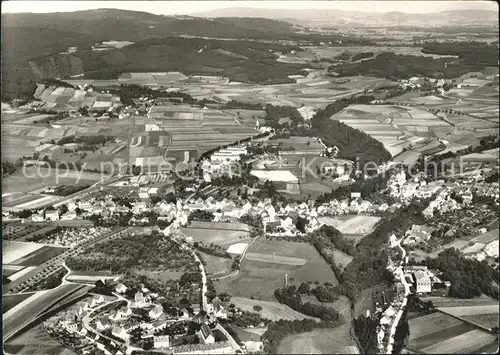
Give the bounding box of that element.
[335,215,381,236]
[181,226,251,247]
[14,245,68,267]
[2,293,35,313]
[7,266,37,281]
[3,241,45,265]
[331,249,355,269]
[245,252,308,266]
[408,309,498,354]
[420,329,497,354]
[198,251,233,278]
[2,167,101,195]
[279,294,358,353]
[438,305,499,317]
[187,221,250,231]
[332,104,451,157]
[215,239,338,301]
[408,312,464,341]
[420,295,499,308]
[2,284,87,340]
[231,296,317,321]
[461,313,499,330]
[232,326,262,342]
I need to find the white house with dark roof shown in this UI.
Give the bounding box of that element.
[154,335,170,349]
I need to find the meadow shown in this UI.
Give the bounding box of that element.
[198,251,233,278]
[180,225,251,248]
[3,241,45,265]
[231,296,317,322]
[215,239,338,301]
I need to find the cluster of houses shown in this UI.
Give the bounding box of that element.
[387,171,445,201]
[49,278,236,355]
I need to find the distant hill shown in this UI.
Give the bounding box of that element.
[24,36,307,87]
[1,8,372,100]
[2,9,321,42]
[191,7,499,27]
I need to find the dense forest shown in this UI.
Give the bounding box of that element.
[424,248,499,299]
[331,41,499,79]
[309,95,392,166]
[274,285,344,322]
[421,41,499,68]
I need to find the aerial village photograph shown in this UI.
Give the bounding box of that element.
[1,0,499,354]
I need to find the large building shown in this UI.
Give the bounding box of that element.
[412,270,432,294]
[250,169,300,194]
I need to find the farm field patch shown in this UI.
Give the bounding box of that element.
[14,245,68,267]
[245,252,307,266]
[470,230,499,244]
[2,167,100,195]
[419,295,498,308]
[7,266,37,281]
[461,313,499,330]
[198,251,232,278]
[408,312,464,341]
[2,293,35,313]
[215,239,338,301]
[180,226,251,247]
[231,296,317,321]
[438,304,499,317]
[335,215,381,236]
[277,326,357,354]
[420,329,496,354]
[3,241,45,265]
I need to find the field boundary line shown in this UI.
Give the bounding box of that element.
[435,309,497,335]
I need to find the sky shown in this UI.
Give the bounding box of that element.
[2,0,498,15]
